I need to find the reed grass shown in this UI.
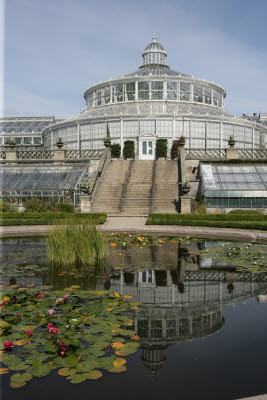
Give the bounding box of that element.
[46,219,107,266]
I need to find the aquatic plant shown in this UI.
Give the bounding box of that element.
[46,220,107,266]
[0,286,140,388]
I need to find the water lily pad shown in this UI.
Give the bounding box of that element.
[10,381,27,389]
[62,354,78,368]
[107,364,127,373]
[67,373,87,384]
[32,360,53,377]
[83,370,102,379]
[10,372,33,383]
[76,360,98,373]
[58,367,76,376]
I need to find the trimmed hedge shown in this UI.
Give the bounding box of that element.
[228,209,263,215]
[123,140,135,159]
[0,212,107,226]
[146,213,267,230]
[111,143,121,158]
[147,213,267,222]
[156,139,167,159]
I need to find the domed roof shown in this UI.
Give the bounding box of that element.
[140,34,169,69]
[143,34,167,54]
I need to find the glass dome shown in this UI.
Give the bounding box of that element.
[141,33,169,68]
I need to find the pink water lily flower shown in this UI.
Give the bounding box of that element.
[47,323,53,328]
[37,293,43,299]
[56,298,64,303]
[49,327,55,333]
[17,313,22,318]
[48,309,55,315]
[54,328,59,334]
[2,308,6,312]
[27,330,32,336]
[4,341,13,349]
[64,294,69,299]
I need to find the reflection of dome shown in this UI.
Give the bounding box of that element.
[137,304,224,375]
[141,345,167,376]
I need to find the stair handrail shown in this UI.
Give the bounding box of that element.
[119,159,133,212]
[89,147,111,204]
[149,159,157,213]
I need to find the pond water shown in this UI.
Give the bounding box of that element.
[1,235,267,400]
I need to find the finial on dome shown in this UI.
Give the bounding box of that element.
[140,35,169,69]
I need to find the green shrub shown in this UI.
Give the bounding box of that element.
[228,209,263,215]
[147,213,267,222]
[0,213,107,225]
[0,202,13,212]
[156,139,167,159]
[24,199,47,213]
[53,203,75,213]
[123,140,135,159]
[171,140,179,159]
[110,143,121,158]
[146,213,267,230]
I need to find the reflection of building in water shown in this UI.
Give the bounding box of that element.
[106,269,267,375]
[137,304,223,375]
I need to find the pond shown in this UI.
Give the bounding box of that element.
[1,235,267,400]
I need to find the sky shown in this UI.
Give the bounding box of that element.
[1,0,267,119]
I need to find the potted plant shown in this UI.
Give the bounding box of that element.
[8,136,16,149]
[228,135,235,148]
[104,136,111,147]
[80,176,90,193]
[56,137,64,148]
[179,177,191,194]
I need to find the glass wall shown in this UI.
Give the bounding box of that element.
[85,80,224,108]
[206,197,267,208]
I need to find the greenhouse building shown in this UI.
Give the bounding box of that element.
[42,35,267,157]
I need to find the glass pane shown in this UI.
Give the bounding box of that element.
[148,141,153,155]
[142,141,147,155]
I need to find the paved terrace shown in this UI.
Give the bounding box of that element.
[1,216,267,242]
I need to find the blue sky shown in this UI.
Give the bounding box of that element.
[2,0,267,118]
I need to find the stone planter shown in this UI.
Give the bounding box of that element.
[104,140,111,148]
[178,138,186,147]
[181,185,191,194]
[80,186,90,194]
[228,140,235,148]
[56,141,64,149]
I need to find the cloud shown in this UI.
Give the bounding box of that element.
[3,0,267,118]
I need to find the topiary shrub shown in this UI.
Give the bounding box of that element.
[53,203,75,213]
[24,199,47,213]
[171,140,179,159]
[110,143,121,158]
[123,140,135,159]
[156,139,167,159]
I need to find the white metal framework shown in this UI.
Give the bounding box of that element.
[42,36,267,155]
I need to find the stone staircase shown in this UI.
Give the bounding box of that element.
[91,159,178,215]
[120,160,154,215]
[150,159,178,213]
[91,159,130,213]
